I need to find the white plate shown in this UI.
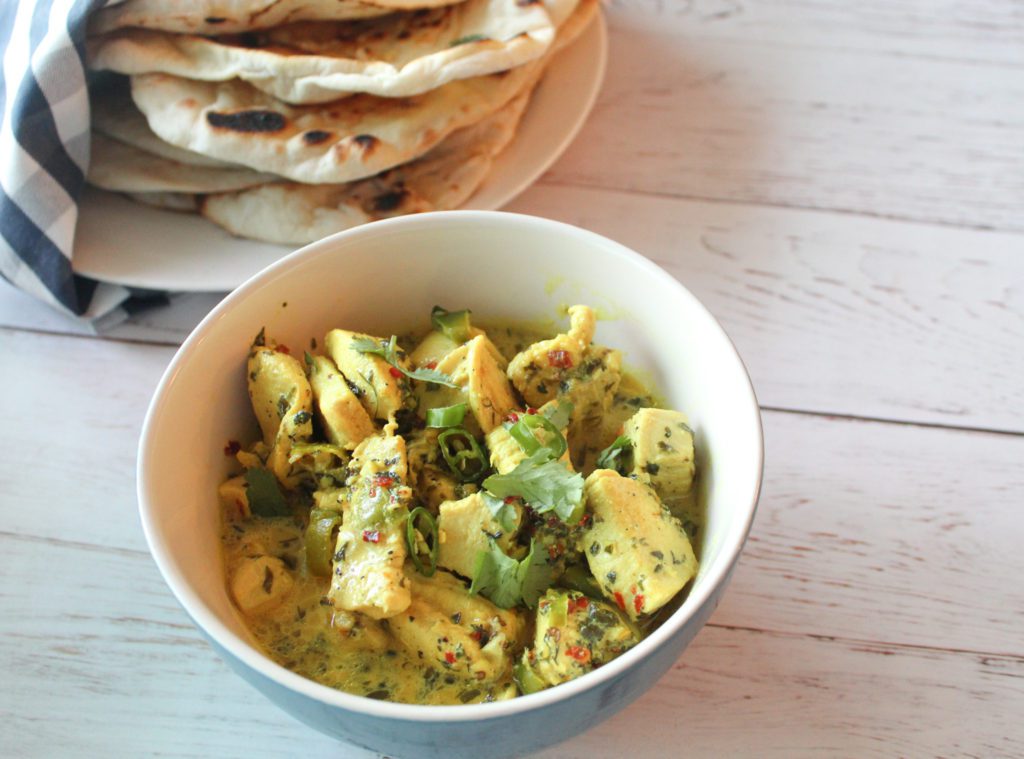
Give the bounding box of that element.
[72,14,607,292]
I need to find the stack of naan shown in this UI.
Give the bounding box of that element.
[85,0,599,244]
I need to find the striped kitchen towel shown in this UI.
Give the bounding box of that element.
[0,0,169,328]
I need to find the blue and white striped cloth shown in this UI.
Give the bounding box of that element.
[0,0,168,326]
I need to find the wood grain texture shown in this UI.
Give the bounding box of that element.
[1,2,1022,755]
[0,328,172,550]
[717,412,1024,656]
[6,177,1023,433]
[2,324,1023,754]
[506,184,1024,432]
[544,1,1024,231]
[605,0,1024,66]
[2,531,1021,758]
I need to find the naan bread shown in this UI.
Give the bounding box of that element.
[91,80,236,168]
[90,0,464,35]
[88,133,279,193]
[200,85,535,244]
[127,0,596,184]
[90,0,575,103]
[128,192,202,213]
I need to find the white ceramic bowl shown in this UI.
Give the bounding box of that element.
[137,211,763,758]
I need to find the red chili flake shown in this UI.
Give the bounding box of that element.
[505,412,520,423]
[577,513,592,528]
[361,530,381,544]
[274,344,290,354]
[614,592,626,611]
[388,366,402,378]
[547,349,572,369]
[444,651,457,664]
[566,596,589,615]
[374,472,396,489]
[469,630,482,642]
[526,407,537,415]
[223,440,241,456]
[503,496,517,504]
[634,594,645,614]
[566,646,591,664]
[425,361,438,370]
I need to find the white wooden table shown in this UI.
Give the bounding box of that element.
[2,2,1023,756]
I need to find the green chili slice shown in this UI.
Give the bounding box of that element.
[514,660,547,695]
[508,413,567,461]
[405,507,439,576]
[305,508,343,577]
[438,427,488,482]
[596,434,632,474]
[425,402,468,429]
[431,306,472,343]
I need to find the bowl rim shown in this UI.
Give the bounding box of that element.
[137,209,764,723]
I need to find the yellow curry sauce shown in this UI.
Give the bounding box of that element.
[219,306,702,705]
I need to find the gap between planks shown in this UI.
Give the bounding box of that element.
[536,177,1024,236]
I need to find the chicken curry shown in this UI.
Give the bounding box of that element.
[218,305,702,705]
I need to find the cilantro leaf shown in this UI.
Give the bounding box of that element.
[244,467,289,517]
[482,450,584,523]
[470,539,553,609]
[481,492,518,533]
[596,434,632,474]
[350,335,458,388]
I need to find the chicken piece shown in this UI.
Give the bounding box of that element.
[420,334,517,434]
[485,423,527,475]
[582,470,698,620]
[486,401,576,475]
[307,354,377,449]
[328,433,412,619]
[409,327,507,369]
[218,475,249,520]
[437,492,521,580]
[386,569,523,683]
[506,305,596,408]
[562,348,622,428]
[246,344,313,488]
[230,555,294,615]
[623,408,696,508]
[517,589,637,690]
[324,328,411,421]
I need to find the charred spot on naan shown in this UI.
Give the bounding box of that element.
[206,110,287,133]
[369,184,411,213]
[329,133,380,160]
[354,134,380,155]
[302,130,333,145]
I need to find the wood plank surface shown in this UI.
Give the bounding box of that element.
[3,326,1022,755]
[547,1,1024,231]
[1,2,1022,756]
[508,185,1024,433]
[2,529,1021,758]
[5,312,1024,655]
[6,172,1024,434]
